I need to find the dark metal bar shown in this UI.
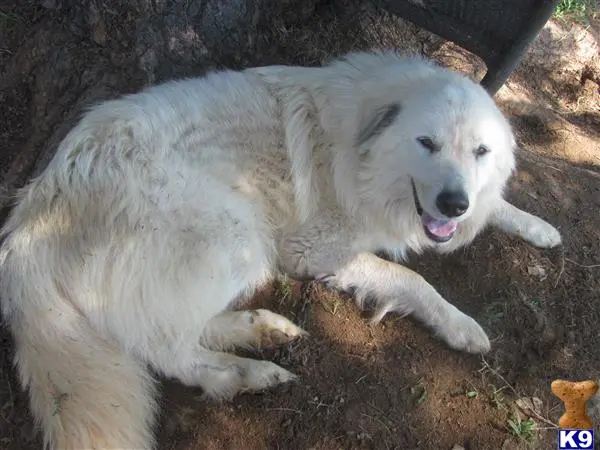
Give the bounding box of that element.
[373,0,560,95]
[374,0,501,62]
[481,0,560,94]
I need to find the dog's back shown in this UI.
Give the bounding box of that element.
[0,67,293,449]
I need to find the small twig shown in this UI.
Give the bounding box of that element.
[267,407,303,414]
[517,403,559,429]
[360,412,393,434]
[548,402,562,413]
[565,258,600,269]
[480,356,519,397]
[519,154,564,173]
[481,358,558,428]
[554,251,565,288]
[538,162,564,173]
[355,374,368,384]
[368,401,393,419]
[308,400,336,409]
[515,150,565,173]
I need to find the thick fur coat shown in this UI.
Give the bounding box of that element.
[0,51,561,449]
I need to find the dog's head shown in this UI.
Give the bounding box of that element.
[348,54,516,245]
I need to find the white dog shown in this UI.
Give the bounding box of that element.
[0,50,561,449]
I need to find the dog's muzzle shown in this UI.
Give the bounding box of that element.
[411,178,458,243]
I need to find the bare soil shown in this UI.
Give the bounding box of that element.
[0,1,599,449]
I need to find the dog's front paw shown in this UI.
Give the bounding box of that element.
[436,311,491,354]
[522,217,562,249]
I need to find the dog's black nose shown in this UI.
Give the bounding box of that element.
[436,190,469,217]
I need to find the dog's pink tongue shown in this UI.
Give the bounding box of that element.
[422,213,457,237]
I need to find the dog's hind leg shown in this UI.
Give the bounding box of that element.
[489,198,562,248]
[152,344,297,400]
[201,309,307,351]
[121,221,299,401]
[320,252,491,354]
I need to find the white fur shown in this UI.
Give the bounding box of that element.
[0,50,561,449]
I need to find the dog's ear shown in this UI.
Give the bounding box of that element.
[355,103,401,151]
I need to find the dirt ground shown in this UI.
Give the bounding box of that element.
[0,1,599,449]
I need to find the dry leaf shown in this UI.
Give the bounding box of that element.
[516,396,543,416]
[527,264,547,281]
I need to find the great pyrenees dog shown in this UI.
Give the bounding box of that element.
[0,50,561,449]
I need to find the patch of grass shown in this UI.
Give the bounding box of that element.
[482,302,505,328]
[507,416,536,442]
[412,379,428,405]
[0,10,23,25]
[275,275,294,304]
[490,385,508,410]
[554,0,599,19]
[466,390,478,399]
[416,388,427,405]
[320,295,341,316]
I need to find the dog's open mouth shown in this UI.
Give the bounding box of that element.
[411,179,457,243]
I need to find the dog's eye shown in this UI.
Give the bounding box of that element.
[474,145,490,158]
[417,136,439,153]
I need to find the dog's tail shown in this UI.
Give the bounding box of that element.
[1,237,157,449]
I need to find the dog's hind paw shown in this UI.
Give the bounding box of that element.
[436,312,491,354]
[251,309,307,348]
[201,360,298,401]
[239,361,298,394]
